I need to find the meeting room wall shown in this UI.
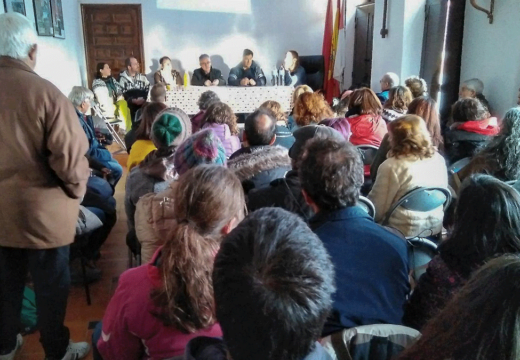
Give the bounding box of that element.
[77,0,330,87]
[460,0,520,118]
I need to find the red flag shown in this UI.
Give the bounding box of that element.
[322,0,333,97]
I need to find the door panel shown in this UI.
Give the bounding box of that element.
[352,4,375,87]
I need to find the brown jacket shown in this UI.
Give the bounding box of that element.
[154,69,183,86]
[0,57,90,249]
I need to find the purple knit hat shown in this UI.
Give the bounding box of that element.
[319,117,352,141]
[174,129,227,176]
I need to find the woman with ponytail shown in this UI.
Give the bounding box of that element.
[94,165,245,360]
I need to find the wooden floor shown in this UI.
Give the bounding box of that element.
[15,152,129,360]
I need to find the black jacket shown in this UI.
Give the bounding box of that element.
[228,61,266,86]
[444,129,491,165]
[247,170,314,221]
[191,67,226,86]
[228,145,291,194]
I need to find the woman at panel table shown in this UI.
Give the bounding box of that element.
[154,56,182,88]
[92,62,123,121]
[283,50,307,87]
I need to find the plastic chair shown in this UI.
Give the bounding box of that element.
[382,187,452,241]
[407,237,438,282]
[358,196,376,219]
[448,157,471,174]
[356,145,379,176]
[299,55,325,91]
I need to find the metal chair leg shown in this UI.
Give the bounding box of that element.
[80,256,92,306]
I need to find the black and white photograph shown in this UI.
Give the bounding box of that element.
[3,0,26,15]
[32,0,53,36]
[50,0,64,39]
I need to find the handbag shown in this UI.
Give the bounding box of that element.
[76,205,103,236]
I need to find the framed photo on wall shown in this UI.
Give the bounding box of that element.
[33,0,53,36]
[4,0,27,15]
[50,0,64,39]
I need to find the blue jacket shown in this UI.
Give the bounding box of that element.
[310,206,410,336]
[76,110,112,162]
[285,65,307,87]
[228,60,266,86]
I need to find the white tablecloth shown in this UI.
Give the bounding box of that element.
[163,86,294,115]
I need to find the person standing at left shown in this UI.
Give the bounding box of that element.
[0,13,91,360]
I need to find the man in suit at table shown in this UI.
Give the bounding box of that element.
[191,54,226,86]
[228,49,266,87]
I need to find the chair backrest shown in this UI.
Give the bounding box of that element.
[299,55,325,91]
[358,196,376,219]
[320,324,421,360]
[356,145,379,166]
[408,238,438,281]
[448,157,471,174]
[382,187,452,227]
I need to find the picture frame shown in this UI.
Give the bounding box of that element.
[32,0,53,36]
[3,0,26,15]
[50,0,64,39]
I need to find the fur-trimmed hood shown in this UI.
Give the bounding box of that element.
[228,145,291,182]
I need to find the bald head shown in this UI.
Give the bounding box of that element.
[244,108,277,146]
[380,72,400,91]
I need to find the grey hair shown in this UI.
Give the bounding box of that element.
[68,86,94,107]
[0,13,38,60]
[383,72,400,87]
[463,78,484,94]
[199,54,210,61]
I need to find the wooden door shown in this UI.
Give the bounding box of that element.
[82,4,145,88]
[352,3,375,87]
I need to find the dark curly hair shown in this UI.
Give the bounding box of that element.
[452,98,487,123]
[293,92,334,127]
[197,91,220,111]
[202,102,239,135]
[299,138,363,211]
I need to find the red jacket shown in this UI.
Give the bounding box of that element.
[98,249,222,359]
[347,114,387,147]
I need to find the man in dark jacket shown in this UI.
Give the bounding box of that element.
[184,208,334,360]
[70,86,123,187]
[300,137,410,336]
[247,125,344,221]
[191,54,226,86]
[228,49,266,86]
[228,108,290,193]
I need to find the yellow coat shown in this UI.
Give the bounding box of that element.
[127,140,156,171]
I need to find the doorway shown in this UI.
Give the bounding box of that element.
[81,4,145,87]
[352,3,375,87]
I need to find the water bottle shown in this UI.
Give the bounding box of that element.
[271,68,277,86]
[183,72,190,88]
[279,66,285,86]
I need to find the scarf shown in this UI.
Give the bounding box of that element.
[454,117,499,136]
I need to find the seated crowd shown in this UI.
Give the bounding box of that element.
[3,12,520,360]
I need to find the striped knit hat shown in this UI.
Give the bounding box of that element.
[174,129,227,176]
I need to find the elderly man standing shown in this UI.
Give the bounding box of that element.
[0,13,91,360]
[377,72,400,104]
[191,54,226,86]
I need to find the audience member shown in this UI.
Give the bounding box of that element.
[369,115,447,238]
[126,102,168,169]
[283,50,307,87]
[228,49,266,87]
[70,86,123,187]
[154,56,182,86]
[94,165,245,360]
[455,108,520,187]
[125,107,191,238]
[377,72,399,103]
[201,102,241,157]
[300,138,409,335]
[0,13,91,360]
[92,62,122,122]
[135,129,227,263]
[119,56,150,124]
[293,92,334,130]
[371,96,443,181]
[382,85,413,122]
[248,125,345,221]
[459,77,492,114]
[287,84,313,130]
[445,97,499,164]
[345,88,387,146]
[228,108,291,193]
[403,175,520,331]
[404,76,428,98]
[318,117,352,141]
[259,100,295,149]
[191,90,220,132]
[399,255,520,360]
[189,208,334,360]
[191,54,226,86]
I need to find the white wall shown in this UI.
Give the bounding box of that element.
[1,1,84,95]
[78,0,328,85]
[460,0,520,117]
